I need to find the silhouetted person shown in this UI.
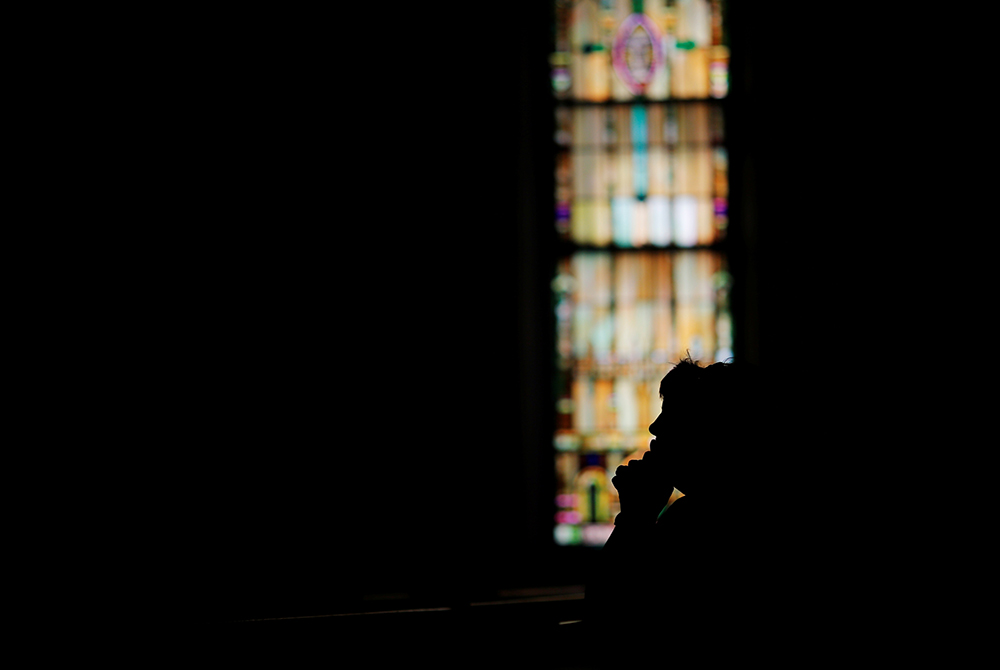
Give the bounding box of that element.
[584,357,785,661]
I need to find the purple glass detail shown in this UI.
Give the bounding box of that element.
[612,14,664,95]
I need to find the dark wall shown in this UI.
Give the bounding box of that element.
[148,7,559,622]
[153,6,786,622]
[149,6,971,623]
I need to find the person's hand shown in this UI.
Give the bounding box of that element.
[612,451,674,524]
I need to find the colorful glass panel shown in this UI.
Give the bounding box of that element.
[552,0,731,547]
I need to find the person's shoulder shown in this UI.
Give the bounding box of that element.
[656,495,718,523]
[655,495,752,554]
[653,496,708,549]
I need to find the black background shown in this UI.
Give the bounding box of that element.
[126,5,981,624]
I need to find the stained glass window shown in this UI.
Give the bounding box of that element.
[551,0,731,547]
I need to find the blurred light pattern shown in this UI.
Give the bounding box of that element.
[551,0,730,547]
[552,251,732,545]
[555,102,726,248]
[553,0,728,102]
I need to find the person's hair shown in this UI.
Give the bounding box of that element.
[657,355,706,398]
[658,354,769,467]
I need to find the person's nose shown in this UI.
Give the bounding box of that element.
[649,413,662,437]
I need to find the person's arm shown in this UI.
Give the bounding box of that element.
[585,516,656,626]
[585,454,673,626]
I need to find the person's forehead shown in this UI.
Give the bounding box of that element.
[658,371,700,397]
[659,373,683,392]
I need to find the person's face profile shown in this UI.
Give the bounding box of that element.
[648,384,701,492]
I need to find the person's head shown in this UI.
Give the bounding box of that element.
[648,356,765,496]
